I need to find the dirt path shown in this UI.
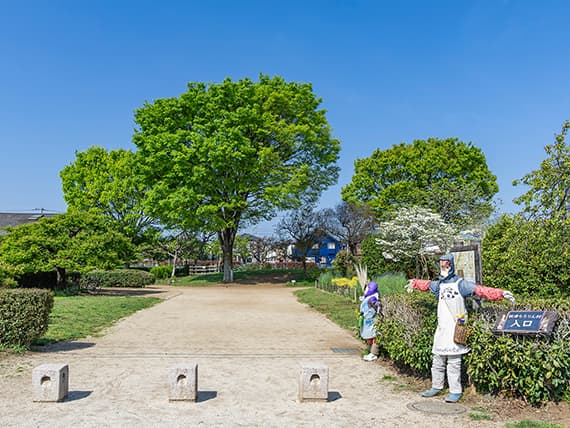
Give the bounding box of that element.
[0,285,510,427]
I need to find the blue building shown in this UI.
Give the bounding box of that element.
[290,235,343,267]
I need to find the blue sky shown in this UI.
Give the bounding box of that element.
[1,1,569,236]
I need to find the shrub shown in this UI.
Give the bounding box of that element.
[466,296,570,405]
[0,288,54,347]
[483,215,570,297]
[80,269,155,290]
[150,266,172,280]
[303,266,323,282]
[332,250,356,277]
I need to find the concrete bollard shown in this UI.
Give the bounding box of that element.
[299,363,328,402]
[32,363,69,402]
[169,364,198,401]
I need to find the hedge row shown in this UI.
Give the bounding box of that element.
[377,293,570,406]
[80,269,155,290]
[0,289,54,347]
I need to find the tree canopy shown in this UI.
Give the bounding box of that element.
[60,146,156,246]
[0,212,132,288]
[513,120,570,221]
[341,138,498,227]
[133,75,340,281]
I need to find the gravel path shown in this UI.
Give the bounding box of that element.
[0,284,502,427]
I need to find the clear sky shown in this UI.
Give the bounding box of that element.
[1,1,569,237]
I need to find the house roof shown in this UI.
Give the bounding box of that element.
[0,212,58,234]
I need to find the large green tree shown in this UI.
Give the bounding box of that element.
[483,120,570,297]
[513,120,570,221]
[342,138,498,227]
[133,75,340,282]
[0,212,132,289]
[60,146,156,246]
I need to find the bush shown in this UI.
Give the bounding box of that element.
[378,292,570,405]
[483,215,570,297]
[466,296,570,405]
[0,288,54,347]
[303,266,323,282]
[150,266,172,280]
[331,250,356,277]
[0,268,17,289]
[80,269,155,290]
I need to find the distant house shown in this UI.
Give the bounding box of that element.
[0,212,59,235]
[290,235,344,267]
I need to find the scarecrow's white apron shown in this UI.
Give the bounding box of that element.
[433,279,470,355]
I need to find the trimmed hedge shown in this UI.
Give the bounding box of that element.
[80,269,155,290]
[0,288,54,347]
[377,293,570,406]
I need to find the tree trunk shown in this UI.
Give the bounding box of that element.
[55,267,66,290]
[219,227,236,283]
[171,251,178,279]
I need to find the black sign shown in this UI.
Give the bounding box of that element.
[493,310,559,335]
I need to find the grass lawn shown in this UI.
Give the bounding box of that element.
[294,287,359,333]
[163,268,315,286]
[33,295,162,346]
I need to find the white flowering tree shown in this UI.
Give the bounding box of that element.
[376,206,457,277]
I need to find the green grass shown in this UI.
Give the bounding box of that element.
[372,272,408,295]
[32,295,162,346]
[468,412,494,421]
[294,287,359,332]
[506,421,565,428]
[164,268,314,286]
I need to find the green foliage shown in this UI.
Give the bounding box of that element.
[303,266,323,282]
[0,267,17,288]
[331,250,356,277]
[80,270,155,290]
[466,296,570,406]
[376,293,437,376]
[342,137,498,227]
[360,234,413,278]
[150,265,172,280]
[379,292,570,406]
[0,212,134,288]
[0,289,54,347]
[133,75,340,281]
[60,146,157,246]
[482,214,569,297]
[513,120,570,222]
[372,272,408,295]
[35,295,161,345]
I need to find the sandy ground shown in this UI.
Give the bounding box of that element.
[0,284,509,427]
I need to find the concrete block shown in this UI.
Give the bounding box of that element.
[299,363,328,402]
[169,364,198,401]
[32,363,69,402]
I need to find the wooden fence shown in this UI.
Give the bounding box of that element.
[186,264,221,274]
[315,280,360,303]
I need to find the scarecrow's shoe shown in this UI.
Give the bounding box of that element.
[421,388,442,397]
[445,393,462,403]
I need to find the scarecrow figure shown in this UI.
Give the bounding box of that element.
[359,281,381,362]
[407,253,515,403]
